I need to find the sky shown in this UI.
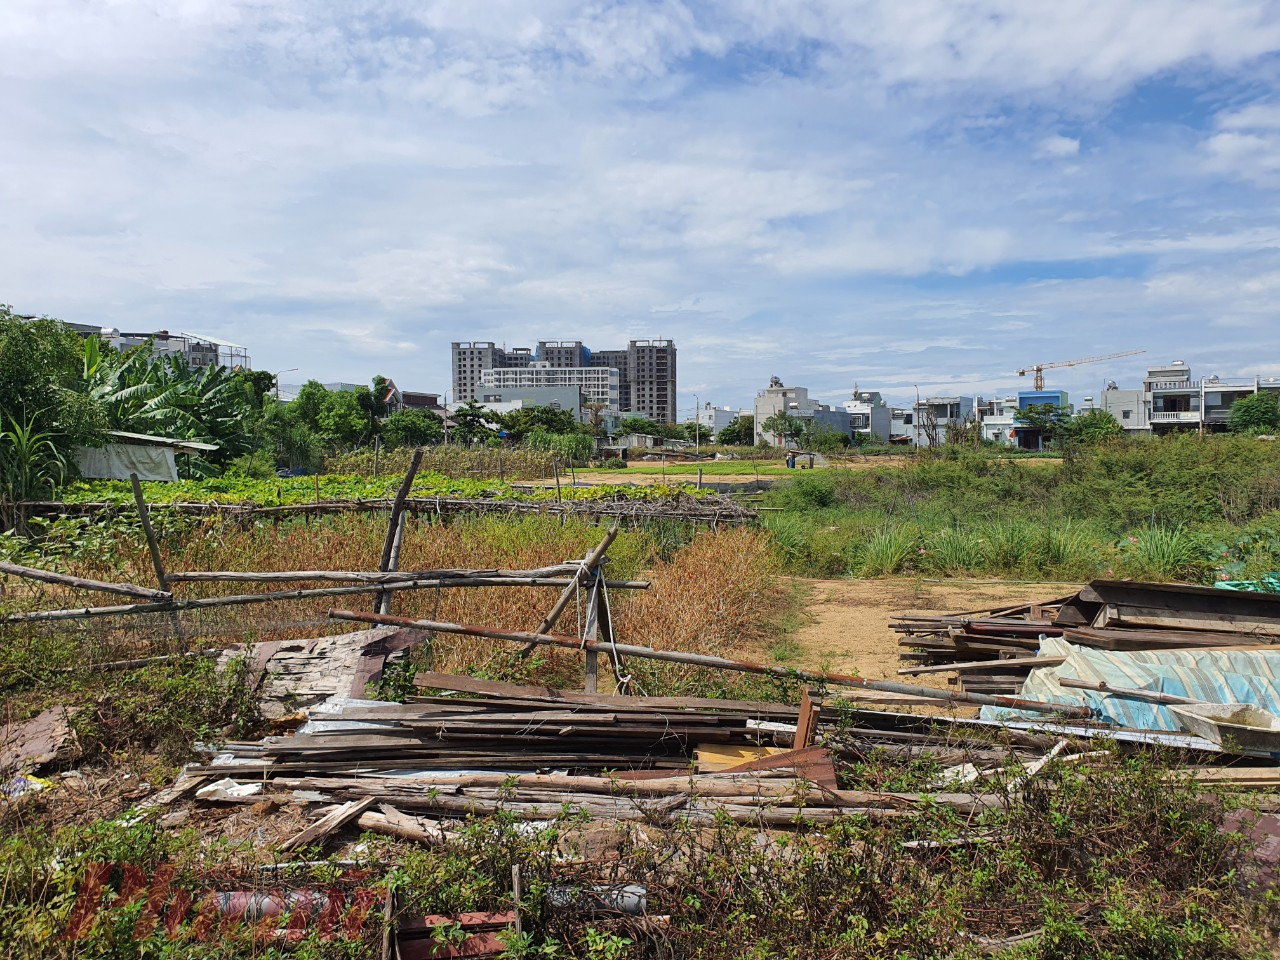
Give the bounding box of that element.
[4,1,1280,415]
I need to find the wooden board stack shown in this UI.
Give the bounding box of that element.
[896,580,1280,697]
[893,599,1067,696]
[190,672,1005,831]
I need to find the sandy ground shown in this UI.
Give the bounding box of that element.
[782,577,1078,689]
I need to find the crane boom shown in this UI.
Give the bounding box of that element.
[1016,349,1145,391]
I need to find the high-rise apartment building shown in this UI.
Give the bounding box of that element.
[481,363,621,411]
[451,342,533,403]
[452,339,677,421]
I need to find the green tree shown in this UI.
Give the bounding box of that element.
[716,415,755,446]
[1059,408,1125,445]
[1013,403,1071,448]
[291,380,328,432]
[260,401,322,472]
[318,390,369,448]
[760,412,806,446]
[1228,391,1280,434]
[450,400,498,445]
[0,307,103,448]
[802,423,851,454]
[383,409,443,447]
[498,405,581,442]
[683,422,713,444]
[232,369,278,408]
[619,416,664,437]
[369,375,392,418]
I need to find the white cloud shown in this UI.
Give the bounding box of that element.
[1,1,1280,408]
[1038,135,1080,157]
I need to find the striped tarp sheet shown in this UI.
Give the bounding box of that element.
[981,636,1280,732]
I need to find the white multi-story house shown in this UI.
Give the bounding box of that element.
[1101,361,1280,434]
[911,396,975,447]
[978,396,1020,445]
[842,391,893,442]
[694,403,753,435]
[753,379,853,447]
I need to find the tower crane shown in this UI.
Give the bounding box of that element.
[1017,349,1146,391]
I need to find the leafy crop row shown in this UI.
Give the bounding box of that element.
[57,474,708,508]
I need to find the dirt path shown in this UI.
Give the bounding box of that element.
[782,577,1076,688]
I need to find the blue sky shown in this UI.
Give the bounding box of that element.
[4,1,1280,414]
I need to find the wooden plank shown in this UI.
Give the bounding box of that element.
[1106,604,1280,636]
[280,796,376,852]
[720,746,839,791]
[794,687,822,749]
[899,656,1065,676]
[411,672,802,716]
[695,745,787,771]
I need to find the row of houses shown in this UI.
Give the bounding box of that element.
[1097,361,1280,434]
[723,361,1280,450]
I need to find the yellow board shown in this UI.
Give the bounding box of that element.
[694,744,788,772]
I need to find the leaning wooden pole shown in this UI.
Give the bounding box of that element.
[130,473,184,641]
[0,560,171,601]
[518,525,619,658]
[375,447,423,614]
[0,578,653,624]
[167,566,649,586]
[329,608,1093,719]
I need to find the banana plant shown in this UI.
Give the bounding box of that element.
[0,416,67,530]
[79,340,257,473]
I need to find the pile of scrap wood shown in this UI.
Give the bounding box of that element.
[184,673,1005,836]
[892,597,1069,695]
[896,580,1280,697]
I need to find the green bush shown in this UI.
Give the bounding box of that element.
[920,528,985,575]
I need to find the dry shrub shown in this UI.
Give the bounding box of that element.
[611,527,785,696]
[5,516,787,696]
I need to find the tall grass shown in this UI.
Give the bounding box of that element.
[1114,524,1207,582]
[856,526,917,576]
[757,436,1280,584]
[920,528,985,576]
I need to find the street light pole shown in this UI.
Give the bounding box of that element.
[273,367,299,401]
[694,394,699,455]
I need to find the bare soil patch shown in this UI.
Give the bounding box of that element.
[780,577,1075,687]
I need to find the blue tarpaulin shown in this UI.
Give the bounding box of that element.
[981,636,1280,731]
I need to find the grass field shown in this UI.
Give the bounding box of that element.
[5,440,1280,957]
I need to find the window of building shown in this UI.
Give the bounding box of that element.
[1122,410,1131,420]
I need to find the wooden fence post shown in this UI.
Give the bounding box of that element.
[518,525,619,659]
[129,473,184,642]
[375,447,423,615]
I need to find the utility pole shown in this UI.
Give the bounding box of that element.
[694,394,699,454]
